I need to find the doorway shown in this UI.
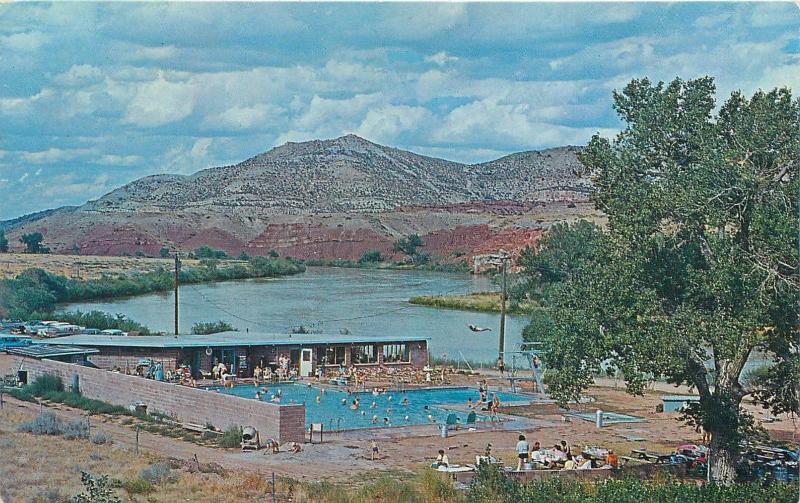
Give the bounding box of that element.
[300,348,313,377]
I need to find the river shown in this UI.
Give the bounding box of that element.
[63,267,529,364]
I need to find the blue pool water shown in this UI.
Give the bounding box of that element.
[211,384,530,430]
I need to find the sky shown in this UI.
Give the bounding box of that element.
[0,2,799,220]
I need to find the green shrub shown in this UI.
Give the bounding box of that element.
[122,478,153,495]
[28,374,64,395]
[61,418,89,440]
[66,471,121,503]
[191,320,236,334]
[359,250,383,264]
[91,431,113,445]
[217,426,242,448]
[18,410,63,435]
[139,463,177,485]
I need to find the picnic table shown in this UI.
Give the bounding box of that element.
[631,448,672,464]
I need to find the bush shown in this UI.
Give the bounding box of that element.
[28,374,64,395]
[191,320,236,334]
[466,464,800,503]
[62,419,89,440]
[139,463,177,485]
[18,410,63,435]
[359,250,383,264]
[217,426,242,448]
[91,431,113,445]
[66,471,121,503]
[122,478,153,495]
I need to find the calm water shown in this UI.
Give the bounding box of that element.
[64,267,528,363]
[213,383,530,430]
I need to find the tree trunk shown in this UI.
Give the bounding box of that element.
[709,434,737,485]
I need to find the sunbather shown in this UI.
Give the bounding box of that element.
[264,438,280,453]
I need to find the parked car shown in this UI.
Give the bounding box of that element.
[80,328,102,335]
[100,329,127,336]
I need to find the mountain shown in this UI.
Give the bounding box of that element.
[2,135,600,262]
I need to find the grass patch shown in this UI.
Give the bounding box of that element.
[409,291,539,315]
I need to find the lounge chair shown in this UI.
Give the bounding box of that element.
[466,411,477,425]
[445,413,459,430]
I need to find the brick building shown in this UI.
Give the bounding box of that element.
[32,332,429,378]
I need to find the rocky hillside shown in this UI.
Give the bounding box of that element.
[3,135,599,262]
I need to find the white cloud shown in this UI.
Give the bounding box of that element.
[98,154,142,166]
[53,64,104,87]
[355,105,432,144]
[18,172,29,183]
[131,44,179,60]
[201,103,283,131]
[0,31,48,51]
[19,147,92,164]
[124,73,195,127]
[424,51,459,66]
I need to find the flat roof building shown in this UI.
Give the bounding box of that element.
[33,332,429,378]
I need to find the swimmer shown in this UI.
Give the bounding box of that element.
[261,387,269,393]
[361,411,366,416]
[383,417,390,426]
[370,401,377,409]
[255,391,262,399]
[372,389,379,396]
[428,414,435,422]
[315,395,321,404]
[341,398,348,405]
[307,382,312,387]
[320,388,325,394]
[401,397,409,406]
[386,408,392,413]
[372,415,379,424]
[424,405,429,410]
[387,396,393,402]
[404,415,409,421]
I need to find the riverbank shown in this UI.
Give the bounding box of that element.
[0,256,305,323]
[409,291,538,315]
[304,257,471,273]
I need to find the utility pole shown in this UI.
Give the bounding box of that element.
[499,254,511,359]
[174,252,181,336]
[489,251,511,360]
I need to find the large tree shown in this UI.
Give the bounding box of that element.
[533,77,799,483]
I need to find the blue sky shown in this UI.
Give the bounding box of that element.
[1,2,799,220]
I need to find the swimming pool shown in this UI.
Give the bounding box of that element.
[211,384,531,430]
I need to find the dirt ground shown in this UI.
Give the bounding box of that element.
[1,360,797,499]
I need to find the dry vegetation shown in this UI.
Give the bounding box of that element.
[0,406,460,503]
[0,253,206,281]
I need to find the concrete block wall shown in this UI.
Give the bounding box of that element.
[14,357,305,443]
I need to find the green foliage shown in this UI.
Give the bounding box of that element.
[18,410,65,435]
[90,431,113,445]
[238,252,250,260]
[359,250,383,264]
[28,374,64,395]
[517,220,602,304]
[0,257,304,320]
[530,77,800,483]
[138,463,177,485]
[191,320,236,334]
[0,230,8,252]
[194,245,228,259]
[122,478,152,495]
[393,234,424,255]
[20,232,47,253]
[217,426,242,448]
[268,249,280,258]
[66,471,121,503]
[466,464,798,502]
[159,247,171,258]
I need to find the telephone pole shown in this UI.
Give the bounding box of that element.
[488,251,511,359]
[174,252,181,336]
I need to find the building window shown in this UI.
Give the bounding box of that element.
[352,344,377,364]
[324,346,346,365]
[382,344,410,363]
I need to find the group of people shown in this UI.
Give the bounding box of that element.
[514,435,618,472]
[466,381,501,416]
